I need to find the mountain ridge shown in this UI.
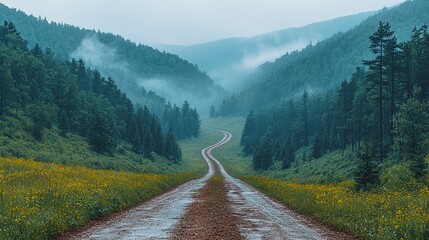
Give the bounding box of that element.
[0,3,224,114]
[219,0,429,115]
[157,11,375,91]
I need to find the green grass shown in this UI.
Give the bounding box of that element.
[0,120,215,176]
[265,149,358,184]
[202,117,255,177]
[203,117,358,184]
[0,127,189,174]
[178,125,227,177]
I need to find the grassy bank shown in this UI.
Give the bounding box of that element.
[0,127,194,174]
[0,157,195,240]
[243,176,429,240]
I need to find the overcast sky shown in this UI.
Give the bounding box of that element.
[1,0,406,46]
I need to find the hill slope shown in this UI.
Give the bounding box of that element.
[220,0,429,114]
[158,11,374,91]
[0,3,225,113]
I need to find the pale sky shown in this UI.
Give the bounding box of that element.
[1,0,406,46]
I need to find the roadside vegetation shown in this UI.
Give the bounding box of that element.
[206,117,429,240]
[244,176,429,239]
[0,157,195,240]
[0,115,216,239]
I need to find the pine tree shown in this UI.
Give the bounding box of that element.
[28,103,57,140]
[130,118,142,154]
[337,79,350,155]
[252,128,273,170]
[280,138,295,169]
[241,111,257,156]
[151,116,164,156]
[302,90,309,146]
[355,143,379,191]
[209,105,216,118]
[311,135,322,159]
[77,59,87,88]
[142,129,153,158]
[30,44,43,59]
[363,21,394,162]
[385,36,401,147]
[0,62,13,117]
[88,112,116,155]
[164,127,181,163]
[92,70,104,95]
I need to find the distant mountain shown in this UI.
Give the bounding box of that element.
[218,0,429,115]
[0,3,225,114]
[158,11,374,91]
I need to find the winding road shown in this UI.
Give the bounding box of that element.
[67,130,348,239]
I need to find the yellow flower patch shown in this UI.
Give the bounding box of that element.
[0,157,194,239]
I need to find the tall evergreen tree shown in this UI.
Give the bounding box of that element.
[241,111,257,156]
[337,79,350,155]
[311,135,323,159]
[302,90,309,146]
[280,137,295,169]
[0,61,13,117]
[209,105,216,118]
[164,127,181,163]
[252,128,273,170]
[88,112,116,155]
[363,21,394,161]
[385,36,401,146]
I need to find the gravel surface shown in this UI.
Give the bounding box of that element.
[171,175,244,240]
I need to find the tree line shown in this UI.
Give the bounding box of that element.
[0,21,201,162]
[0,3,216,114]
[241,22,429,190]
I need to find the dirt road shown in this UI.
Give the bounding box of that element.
[66,130,351,239]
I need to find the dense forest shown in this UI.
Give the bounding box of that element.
[0,3,223,115]
[0,21,201,163]
[241,22,429,190]
[217,0,429,116]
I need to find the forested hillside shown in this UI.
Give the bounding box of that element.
[0,21,201,168]
[241,22,429,190]
[159,11,374,90]
[218,0,429,115]
[0,3,224,114]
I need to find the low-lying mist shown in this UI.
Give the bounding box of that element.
[70,36,225,116]
[209,40,312,91]
[71,36,129,73]
[138,78,225,116]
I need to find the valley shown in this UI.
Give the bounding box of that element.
[1,0,429,239]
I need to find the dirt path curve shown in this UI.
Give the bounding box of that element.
[65,130,353,240]
[203,131,329,240]
[62,134,229,240]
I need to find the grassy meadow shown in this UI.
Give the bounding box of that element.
[0,157,195,239]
